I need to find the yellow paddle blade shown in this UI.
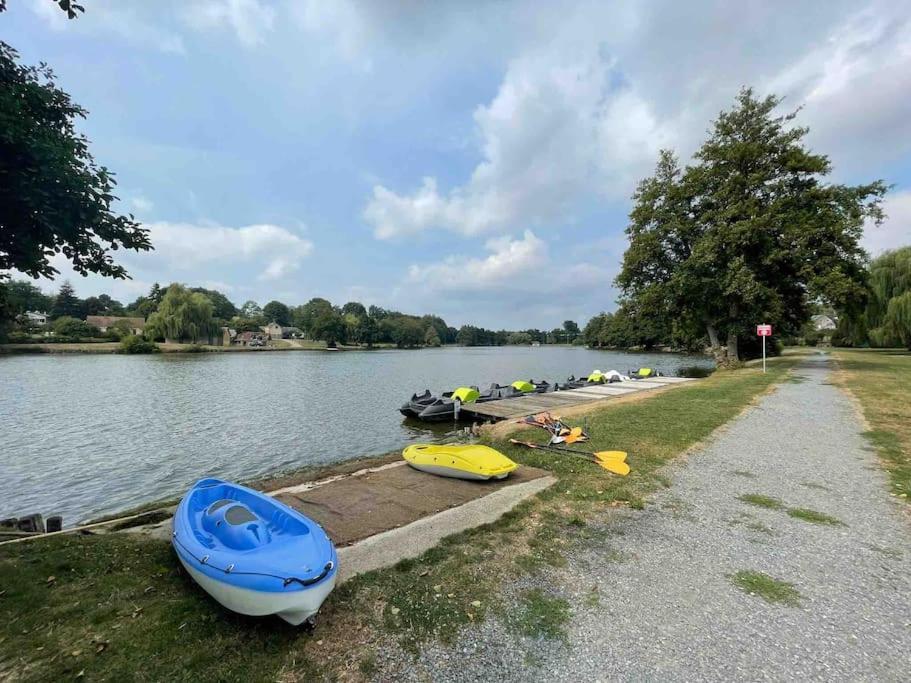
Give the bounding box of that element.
[564,427,586,444]
[594,450,627,462]
[597,458,630,476]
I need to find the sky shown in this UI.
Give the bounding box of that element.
[2,0,910,328]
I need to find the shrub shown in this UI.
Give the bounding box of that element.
[52,316,100,339]
[677,365,714,378]
[120,335,158,354]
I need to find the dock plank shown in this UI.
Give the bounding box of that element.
[568,385,641,396]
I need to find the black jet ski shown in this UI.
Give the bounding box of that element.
[400,389,437,417]
[413,383,523,422]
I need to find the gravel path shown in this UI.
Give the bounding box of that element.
[375,354,911,681]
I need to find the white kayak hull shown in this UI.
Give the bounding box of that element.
[406,462,509,481]
[178,555,337,625]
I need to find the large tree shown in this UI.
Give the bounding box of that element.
[145,284,217,343]
[293,298,334,336]
[50,281,83,319]
[617,89,886,365]
[262,300,291,326]
[4,280,53,314]
[840,247,911,349]
[191,288,237,320]
[0,41,151,280]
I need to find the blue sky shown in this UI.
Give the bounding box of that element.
[3,0,910,328]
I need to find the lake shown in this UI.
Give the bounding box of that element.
[0,346,712,525]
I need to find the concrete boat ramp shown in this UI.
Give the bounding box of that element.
[461,376,697,421]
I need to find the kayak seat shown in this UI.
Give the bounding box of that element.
[202,500,272,550]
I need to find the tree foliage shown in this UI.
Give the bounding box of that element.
[145,284,216,343]
[50,281,84,319]
[52,316,98,338]
[617,89,886,364]
[0,41,151,279]
[3,280,53,314]
[837,247,911,349]
[190,288,237,321]
[262,300,291,326]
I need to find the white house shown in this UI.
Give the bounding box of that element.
[811,314,837,331]
[24,311,48,326]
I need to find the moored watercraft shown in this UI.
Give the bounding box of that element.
[512,379,555,393]
[558,369,624,389]
[403,444,518,480]
[629,367,662,379]
[400,388,436,417]
[415,384,521,422]
[171,478,338,627]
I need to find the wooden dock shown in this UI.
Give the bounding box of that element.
[459,376,697,421]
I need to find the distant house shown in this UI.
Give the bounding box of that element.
[811,314,837,331]
[235,331,265,346]
[261,323,303,340]
[86,315,145,335]
[222,327,237,346]
[24,311,48,326]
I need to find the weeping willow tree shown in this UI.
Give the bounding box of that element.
[145,284,217,343]
[840,247,911,348]
[873,247,911,348]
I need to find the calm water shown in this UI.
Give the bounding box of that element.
[0,346,711,525]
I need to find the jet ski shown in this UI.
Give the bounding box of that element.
[403,444,518,480]
[511,379,556,394]
[171,478,337,626]
[558,369,624,390]
[629,367,662,379]
[414,384,523,422]
[400,389,436,417]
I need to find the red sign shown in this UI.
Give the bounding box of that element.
[756,324,772,337]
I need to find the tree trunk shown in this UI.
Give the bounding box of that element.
[726,330,739,365]
[706,324,726,364]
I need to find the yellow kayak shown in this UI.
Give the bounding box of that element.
[403,444,518,481]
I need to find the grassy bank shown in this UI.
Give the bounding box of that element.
[0,358,797,680]
[832,348,911,503]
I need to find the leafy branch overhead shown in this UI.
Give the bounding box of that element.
[0,1,83,19]
[0,40,150,280]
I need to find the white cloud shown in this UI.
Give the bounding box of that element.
[764,6,911,169]
[181,0,275,48]
[363,1,911,242]
[408,231,546,288]
[365,50,672,239]
[864,190,911,256]
[406,230,611,294]
[129,196,154,213]
[144,222,313,280]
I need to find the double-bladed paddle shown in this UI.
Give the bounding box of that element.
[508,439,630,476]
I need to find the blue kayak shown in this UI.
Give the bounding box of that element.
[171,477,338,626]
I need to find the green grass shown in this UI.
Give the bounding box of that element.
[730,570,801,606]
[833,349,911,504]
[0,358,799,679]
[508,589,571,641]
[358,652,378,676]
[786,507,844,526]
[0,534,316,681]
[738,493,785,510]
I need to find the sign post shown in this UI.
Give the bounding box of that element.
[756,324,772,373]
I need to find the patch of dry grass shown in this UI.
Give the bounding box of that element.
[832,349,911,504]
